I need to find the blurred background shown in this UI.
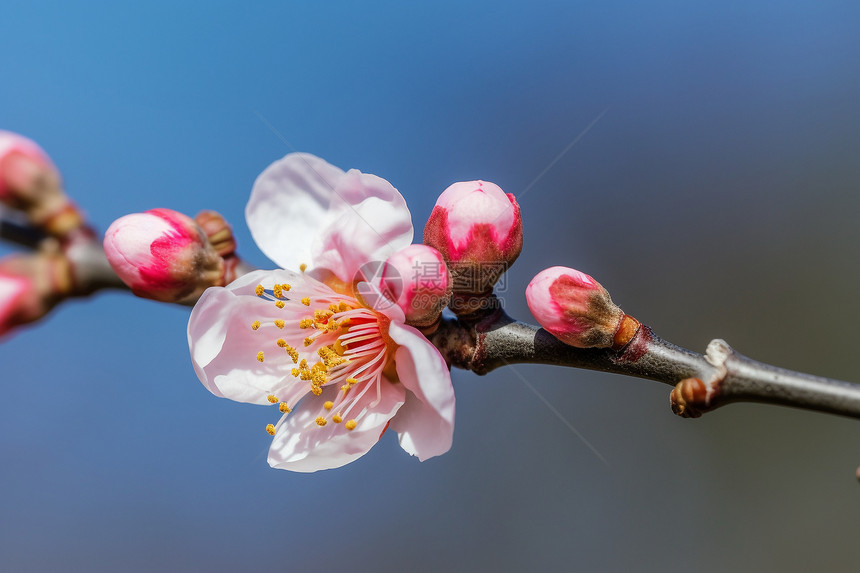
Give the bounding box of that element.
[2,1,860,571]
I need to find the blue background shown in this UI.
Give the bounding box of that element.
[2,1,860,571]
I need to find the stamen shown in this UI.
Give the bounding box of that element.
[299,263,307,272]
[299,319,314,329]
[323,401,334,410]
[266,394,278,404]
[332,413,343,423]
[345,420,357,431]
[266,424,276,435]
[311,386,323,396]
[275,301,285,309]
[277,339,287,347]
[256,351,265,362]
[251,320,261,330]
[279,402,291,413]
[315,416,327,427]
[301,297,311,306]
[274,319,285,329]
[255,285,265,296]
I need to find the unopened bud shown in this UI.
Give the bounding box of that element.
[103,208,224,302]
[423,180,522,294]
[0,252,73,339]
[526,266,636,349]
[379,244,450,328]
[0,131,84,237]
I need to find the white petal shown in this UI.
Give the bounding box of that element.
[245,153,346,270]
[311,170,414,283]
[268,382,405,472]
[188,269,323,404]
[387,321,456,461]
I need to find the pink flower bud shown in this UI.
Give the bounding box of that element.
[379,244,450,327]
[423,180,522,294]
[0,131,52,201]
[0,252,73,339]
[526,266,634,349]
[104,208,224,302]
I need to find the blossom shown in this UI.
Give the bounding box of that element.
[188,153,455,472]
[379,244,450,328]
[104,208,224,302]
[526,266,628,349]
[423,179,522,294]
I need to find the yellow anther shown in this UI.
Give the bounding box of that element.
[267,394,278,403]
[255,285,265,296]
[341,384,350,393]
[323,401,334,410]
[338,301,350,312]
[312,372,328,386]
[277,339,287,347]
[299,359,308,369]
[299,263,307,272]
[329,303,341,313]
[275,301,285,309]
[304,337,314,347]
[301,297,310,306]
[287,348,299,363]
[299,318,314,329]
[291,368,300,377]
[345,420,357,431]
[283,283,291,291]
[256,351,265,362]
[266,424,276,435]
[311,385,323,396]
[340,317,351,327]
[346,377,358,385]
[326,321,339,332]
[279,402,291,413]
[332,413,343,424]
[315,416,327,427]
[251,320,261,330]
[333,339,347,355]
[300,369,312,381]
[274,319,285,329]
[273,284,283,298]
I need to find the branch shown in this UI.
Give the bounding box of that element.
[429,302,860,420]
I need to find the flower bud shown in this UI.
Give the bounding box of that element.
[103,208,224,302]
[379,244,450,328]
[0,252,73,339]
[526,266,637,349]
[423,180,522,295]
[0,131,84,237]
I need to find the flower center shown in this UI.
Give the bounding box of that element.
[250,279,396,437]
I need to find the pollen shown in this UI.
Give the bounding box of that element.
[266,394,278,403]
[251,320,261,330]
[291,368,300,377]
[311,385,323,396]
[332,413,343,424]
[338,301,350,312]
[299,359,308,369]
[299,263,307,272]
[255,284,265,296]
[275,301,285,309]
[274,319,285,329]
[323,401,334,410]
[326,321,339,332]
[256,351,265,362]
[266,424,276,435]
[301,297,311,306]
[346,377,358,385]
[345,420,357,431]
[333,339,347,356]
[304,337,314,347]
[283,283,291,291]
[299,318,314,329]
[277,338,287,347]
[279,402,291,413]
[315,416,327,427]
[273,284,283,298]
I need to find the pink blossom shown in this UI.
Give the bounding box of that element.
[188,153,455,472]
[0,131,52,201]
[526,266,624,348]
[423,180,522,294]
[379,244,450,327]
[103,208,223,302]
[0,268,32,339]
